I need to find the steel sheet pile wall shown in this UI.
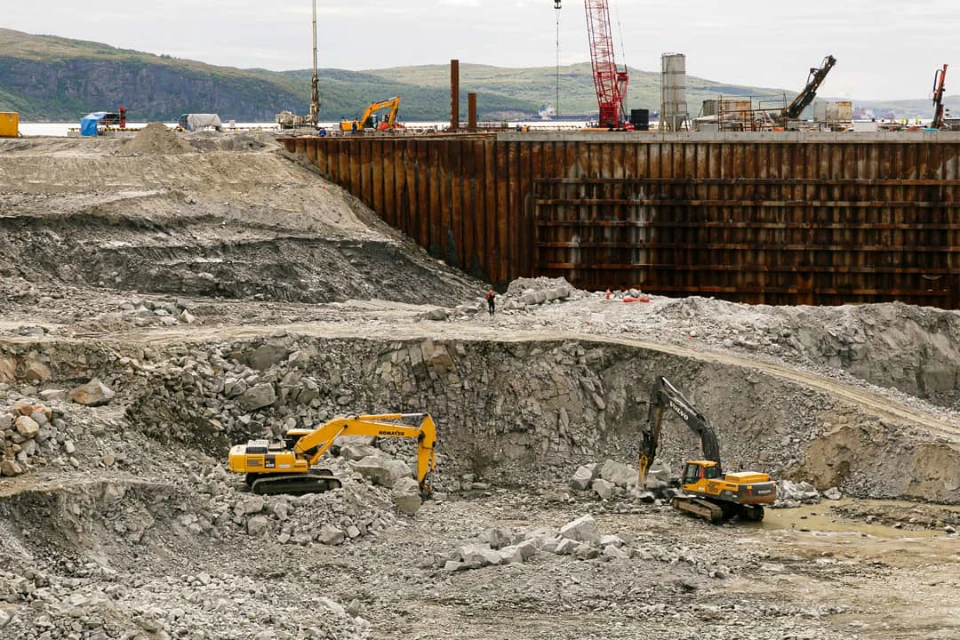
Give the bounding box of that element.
[283,132,960,309]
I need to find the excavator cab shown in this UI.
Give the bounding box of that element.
[681,461,721,489]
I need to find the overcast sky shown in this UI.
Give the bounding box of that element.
[6,0,957,100]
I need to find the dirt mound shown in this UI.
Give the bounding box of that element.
[123,121,192,155]
[0,134,482,305]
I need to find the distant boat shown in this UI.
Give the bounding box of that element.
[538,104,595,122]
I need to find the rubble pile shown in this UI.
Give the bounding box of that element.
[0,568,369,640]
[0,399,68,477]
[433,515,731,576]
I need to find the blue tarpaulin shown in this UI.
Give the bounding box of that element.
[80,112,110,137]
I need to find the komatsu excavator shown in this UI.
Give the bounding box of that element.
[228,413,437,496]
[638,377,776,523]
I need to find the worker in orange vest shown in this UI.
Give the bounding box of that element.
[486,289,496,315]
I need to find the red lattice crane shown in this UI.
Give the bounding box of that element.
[584,0,629,128]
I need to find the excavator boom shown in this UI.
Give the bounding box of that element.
[932,64,949,130]
[782,55,836,122]
[639,376,720,486]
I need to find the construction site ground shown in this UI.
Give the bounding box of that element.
[0,128,958,640]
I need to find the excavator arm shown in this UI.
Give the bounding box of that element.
[932,64,949,130]
[637,376,721,487]
[782,55,836,121]
[294,413,436,492]
[357,97,401,129]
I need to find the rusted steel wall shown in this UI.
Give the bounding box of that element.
[282,132,960,308]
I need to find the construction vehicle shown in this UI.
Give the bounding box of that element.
[780,55,836,124]
[583,0,629,128]
[339,97,403,132]
[228,413,437,496]
[932,64,949,130]
[638,376,776,523]
[276,0,321,130]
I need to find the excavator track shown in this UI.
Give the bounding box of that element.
[249,471,342,496]
[672,496,723,523]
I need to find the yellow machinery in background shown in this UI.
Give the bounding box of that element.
[229,412,437,496]
[0,113,20,138]
[340,96,402,132]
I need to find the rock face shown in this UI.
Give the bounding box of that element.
[69,379,116,407]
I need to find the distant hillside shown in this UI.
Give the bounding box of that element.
[1,28,956,122]
[362,62,794,117]
[0,29,532,121]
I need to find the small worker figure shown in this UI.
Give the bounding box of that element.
[486,289,496,315]
[351,121,358,134]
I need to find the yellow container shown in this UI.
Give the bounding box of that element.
[0,112,20,138]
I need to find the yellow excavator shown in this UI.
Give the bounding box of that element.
[228,412,437,496]
[339,96,403,132]
[638,377,776,523]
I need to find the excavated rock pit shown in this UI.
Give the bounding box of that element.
[2,131,960,639]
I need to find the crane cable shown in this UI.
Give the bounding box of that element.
[555,0,562,116]
[613,0,628,112]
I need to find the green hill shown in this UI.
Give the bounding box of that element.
[1,28,956,122]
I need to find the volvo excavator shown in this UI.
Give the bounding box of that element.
[638,377,776,523]
[228,413,437,496]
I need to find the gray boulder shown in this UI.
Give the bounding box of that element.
[238,383,277,412]
[247,516,270,536]
[600,459,637,488]
[499,545,524,564]
[354,456,411,488]
[777,480,821,506]
[592,478,615,500]
[317,525,345,545]
[559,515,600,545]
[823,487,842,501]
[570,463,600,491]
[479,527,513,550]
[458,543,494,568]
[392,476,422,515]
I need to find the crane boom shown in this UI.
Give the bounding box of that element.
[584,0,628,128]
[308,0,320,125]
[932,64,949,130]
[782,55,836,121]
